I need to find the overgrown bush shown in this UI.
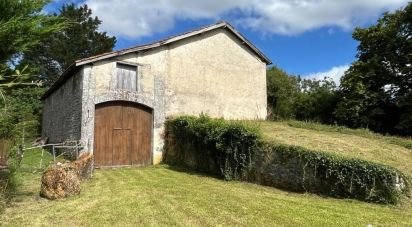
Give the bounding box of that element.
[0,145,21,213]
[165,115,260,180]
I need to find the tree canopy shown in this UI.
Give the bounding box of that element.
[0,0,67,140]
[0,0,65,87]
[22,3,116,85]
[335,2,412,134]
[266,66,338,123]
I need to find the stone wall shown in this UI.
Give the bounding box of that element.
[165,140,319,192]
[163,134,220,176]
[84,49,167,164]
[248,148,319,192]
[42,70,83,143]
[164,130,409,203]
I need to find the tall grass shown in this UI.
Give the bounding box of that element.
[283,120,412,150]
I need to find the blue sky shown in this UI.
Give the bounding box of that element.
[45,0,410,82]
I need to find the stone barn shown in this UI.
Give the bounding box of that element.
[41,21,271,167]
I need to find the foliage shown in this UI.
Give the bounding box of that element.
[0,0,63,145]
[0,0,66,79]
[0,87,44,206]
[0,87,44,139]
[294,77,339,124]
[266,66,299,119]
[266,66,339,123]
[167,117,410,203]
[335,2,412,135]
[166,115,260,180]
[22,3,116,85]
[0,0,65,129]
[262,142,410,204]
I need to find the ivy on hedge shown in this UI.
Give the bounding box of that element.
[165,115,410,204]
[166,115,260,180]
[262,143,410,204]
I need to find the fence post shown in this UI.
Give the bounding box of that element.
[39,148,44,169]
[52,145,56,162]
[75,143,79,159]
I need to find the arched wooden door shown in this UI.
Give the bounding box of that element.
[94,101,152,167]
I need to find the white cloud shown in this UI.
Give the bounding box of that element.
[84,0,408,39]
[304,65,350,85]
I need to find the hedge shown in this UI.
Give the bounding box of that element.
[165,115,260,180]
[164,115,410,204]
[259,142,410,204]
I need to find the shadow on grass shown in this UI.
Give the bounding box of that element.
[162,164,223,180]
[161,164,336,200]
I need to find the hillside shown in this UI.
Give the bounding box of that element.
[260,120,412,178]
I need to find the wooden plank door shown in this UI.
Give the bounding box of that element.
[94,101,153,167]
[94,103,122,166]
[112,129,131,166]
[122,103,152,166]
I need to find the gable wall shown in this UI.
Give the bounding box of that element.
[91,28,267,122]
[166,28,267,119]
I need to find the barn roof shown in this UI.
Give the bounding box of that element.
[42,21,272,99]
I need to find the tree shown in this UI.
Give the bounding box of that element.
[0,0,66,112]
[0,0,65,82]
[0,0,68,143]
[266,66,299,119]
[294,77,338,124]
[335,2,412,134]
[23,3,116,85]
[266,67,339,123]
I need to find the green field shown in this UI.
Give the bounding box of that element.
[1,121,411,226]
[260,120,412,177]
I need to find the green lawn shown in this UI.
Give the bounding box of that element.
[1,163,411,226]
[1,121,412,226]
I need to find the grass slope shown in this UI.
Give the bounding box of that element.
[260,121,412,177]
[2,162,411,226]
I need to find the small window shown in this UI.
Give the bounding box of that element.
[116,63,137,91]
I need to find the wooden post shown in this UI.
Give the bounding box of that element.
[75,143,79,159]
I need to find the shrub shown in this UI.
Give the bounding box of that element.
[166,115,260,180]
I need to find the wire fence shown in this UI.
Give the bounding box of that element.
[20,140,83,170]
